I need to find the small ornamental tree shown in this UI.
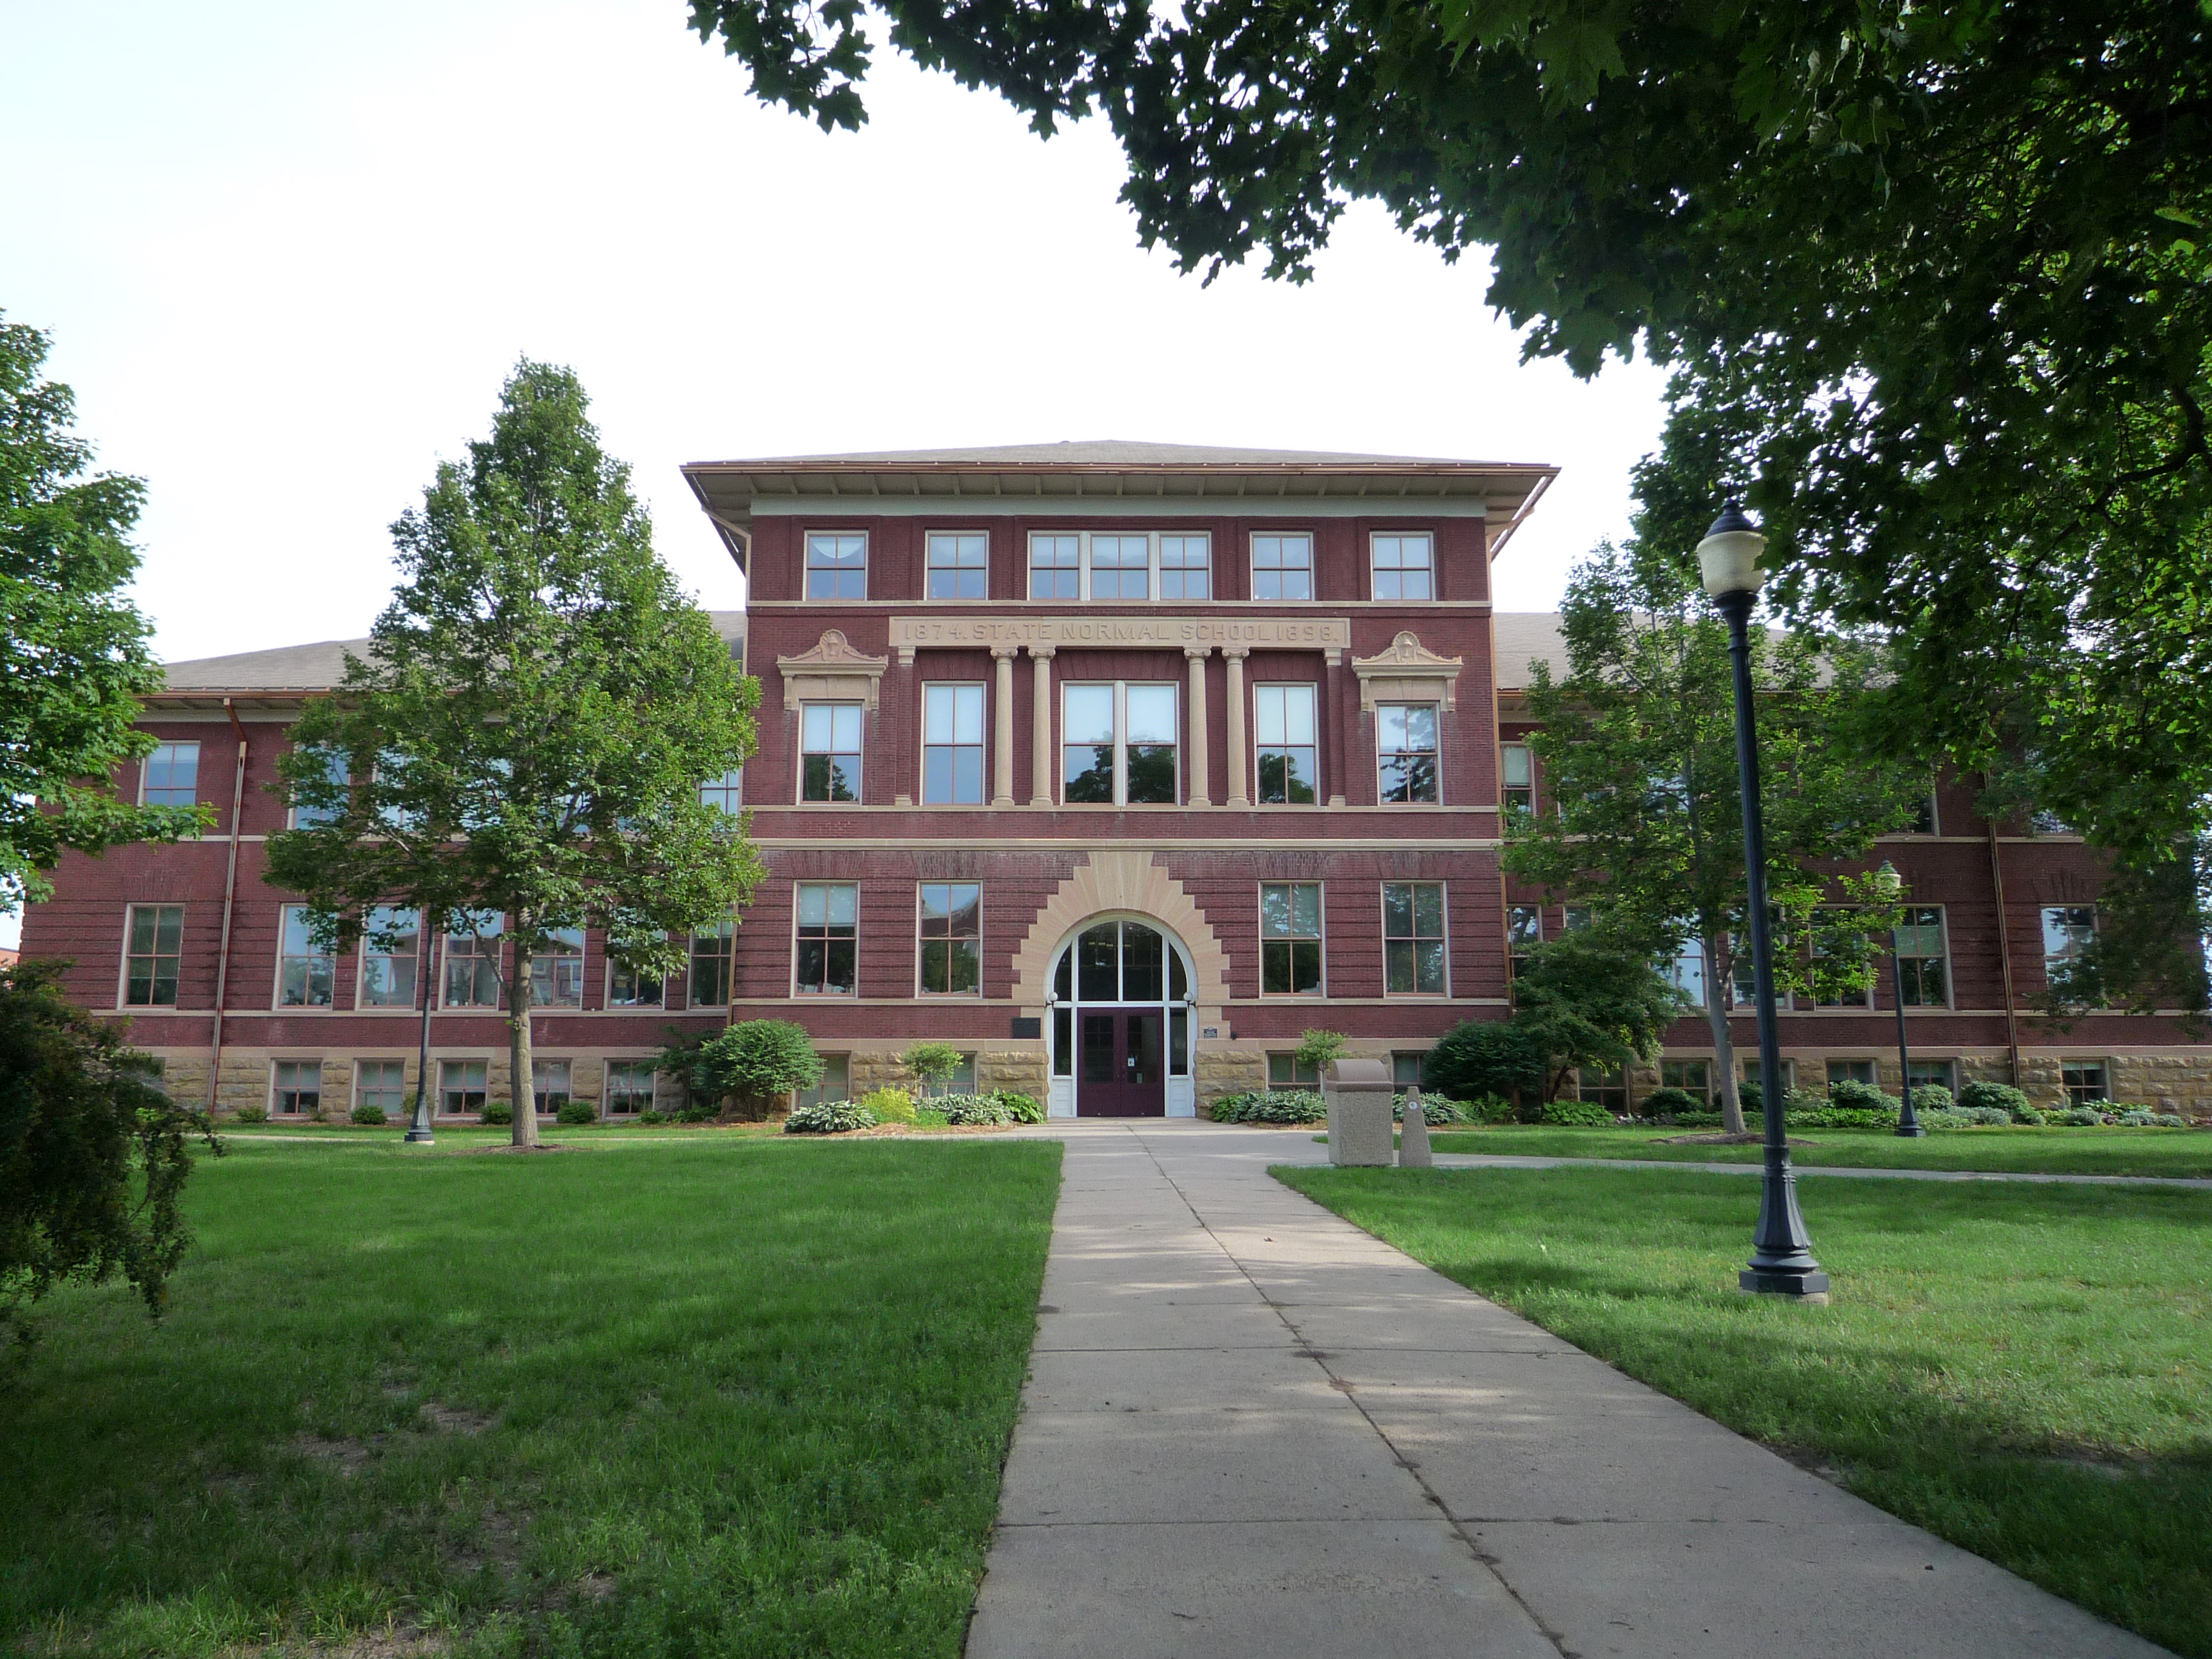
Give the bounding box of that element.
[697,1021,823,1119]
[1423,1022,1544,1105]
[1506,932,1687,1104]
[1,961,216,1353]
[1294,1029,1347,1076]
[266,362,762,1147]
[902,1041,964,1098]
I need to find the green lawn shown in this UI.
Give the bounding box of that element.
[4,1134,1062,1658]
[1421,1122,2212,1178]
[1279,1163,2212,1658]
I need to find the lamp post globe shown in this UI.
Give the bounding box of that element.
[1701,502,1830,1302]
[1877,860,1928,1138]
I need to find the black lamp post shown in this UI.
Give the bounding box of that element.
[1697,503,1830,1303]
[404,925,438,1145]
[1875,861,1926,1138]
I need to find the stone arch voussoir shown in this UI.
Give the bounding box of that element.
[1010,849,1232,1011]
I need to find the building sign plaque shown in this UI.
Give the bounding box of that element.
[890,614,1352,662]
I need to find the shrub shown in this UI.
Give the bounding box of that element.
[637,1109,668,1125]
[783,1099,879,1134]
[2059,1106,2106,1126]
[1464,1093,1518,1124]
[913,1107,950,1127]
[1966,1105,2018,1125]
[349,1102,387,1126]
[1210,1090,1328,1125]
[1295,1029,1348,1075]
[2151,1113,2187,1127]
[934,1093,1012,1126]
[2117,1108,2156,1126]
[1957,1081,2034,1121]
[1917,1107,1972,1128]
[695,1021,823,1119]
[1906,1084,1954,1114]
[1393,1093,1467,1124]
[1827,1078,1900,1115]
[1540,1098,1614,1127]
[994,1092,1046,1124]
[1424,1022,1545,1105]
[556,1099,595,1126]
[860,1087,916,1124]
[480,1101,512,1125]
[673,1096,719,1124]
[234,1104,269,1124]
[1640,1086,1701,1119]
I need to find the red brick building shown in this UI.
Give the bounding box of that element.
[20,442,2208,1119]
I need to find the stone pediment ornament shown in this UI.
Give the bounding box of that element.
[777,629,890,711]
[1352,631,1464,712]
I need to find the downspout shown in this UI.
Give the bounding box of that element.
[1985,782,2022,1086]
[206,699,249,1115]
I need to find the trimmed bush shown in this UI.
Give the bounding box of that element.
[994,1092,1046,1124]
[783,1099,879,1134]
[1424,1022,1545,1105]
[1540,1098,1614,1127]
[349,1102,387,1126]
[1641,1086,1701,1119]
[481,1101,513,1125]
[913,1107,950,1127]
[2059,1106,2106,1126]
[1908,1084,1955,1114]
[934,1093,1012,1126]
[1828,1078,1902,1116]
[556,1099,595,1126]
[1210,1090,1328,1125]
[860,1088,916,1124]
[1966,1105,2017,1125]
[2151,1113,2187,1128]
[1393,1093,1467,1124]
[1957,1081,2034,1122]
[234,1104,269,1124]
[1917,1107,1972,1128]
[637,1109,668,1125]
[695,1021,823,1119]
[1464,1093,1519,1124]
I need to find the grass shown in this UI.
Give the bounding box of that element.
[1278,1162,2212,1658]
[1419,1122,2212,1178]
[3,1133,1063,1658]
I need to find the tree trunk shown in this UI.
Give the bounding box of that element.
[510,937,538,1148]
[1704,930,1747,1134]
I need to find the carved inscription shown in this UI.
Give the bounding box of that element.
[890,615,1352,654]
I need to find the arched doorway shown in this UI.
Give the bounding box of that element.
[1046,917,1197,1118]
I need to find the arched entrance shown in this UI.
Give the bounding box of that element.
[1046,916,1197,1118]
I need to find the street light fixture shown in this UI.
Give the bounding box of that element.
[1874,861,1927,1138]
[1697,503,1831,1302]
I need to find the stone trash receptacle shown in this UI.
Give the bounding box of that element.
[1326,1057,1395,1167]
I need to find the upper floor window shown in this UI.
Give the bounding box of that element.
[290,748,349,827]
[1810,909,1872,1008]
[359,905,420,1008]
[277,905,335,1007]
[1500,743,1532,814]
[923,684,985,805]
[1064,683,1177,805]
[1259,882,1324,995]
[795,882,859,995]
[609,956,665,1008]
[1158,534,1211,600]
[1908,790,1939,834]
[700,769,743,814]
[2042,905,2097,972]
[531,926,586,1008]
[1894,907,1949,1007]
[1378,704,1441,803]
[1030,534,1081,600]
[918,882,982,995]
[805,532,867,599]
[142,742,199,806]
[1370,533,1435,600]
[927,532,988,600]
[1088,535,1151,600]
[1253,683,1318,805]
[444,913,503,1008]
[1252,534,1313,600]
[1382,881,1447,995]
[1506,905,1542,979]
[124,903,184,1006]
[691,921,734,1007]
[800,703,863,803]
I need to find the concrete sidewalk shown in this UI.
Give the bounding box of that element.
[966,1121,2172,1659]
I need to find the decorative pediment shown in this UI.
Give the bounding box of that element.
[1352,631,1464,712]
[777,629,890,711]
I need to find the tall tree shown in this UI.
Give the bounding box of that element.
[266,361,763,1147]
[686,0,2212,964]
[1503,540,1922,1131]
[1506,930,1686,1105]
[1,315,205,912]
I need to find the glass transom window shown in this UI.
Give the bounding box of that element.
[927,532,988,599]
[805,532,867,599]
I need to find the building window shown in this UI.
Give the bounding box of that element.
[918,882,982,995]
[1087,534,1151,600]
[1576,1064,1627,1113]
[609,958,664,1008]
[359,906,420,1008]
[122,903,184,1007]
[532,1059,572,1115]
[1269,1053,1320,1090]
[1906,1059,1956,1094]
[1909,791,1939,834]
[1810,911,1872,1008]
[800,704,863,803]
[1252,534,1313,600]
[930,1053,978,1096]
[1740,1056,1797,1093]
[356,1059,407,1117]
[1501,743,1532,814]
[289,748,349,827]
[606,1061,656,1116]
[923,684,986,805]
[1377,704,1441,804]
[795,882,859,995]
[796,1054,850,1110]
[1158,534,1211,599]
[1260,882,1324,996]
[142,741,200,806]
[1660,1059,1711,1104]
[1253,684,1318,804]
[272,1060,321,1116]
[1894,907,1949,1007]
[1391,1053,1426,1090]
[1826,1059,1877,1088]
[2030,807,2072,836]
[277,905,335,1008]
[1062,683,1177,805]
[2062,1061,2109,1107]
[531,927,586,1008]
[805,532,866,599]
[1030,533,1081,600]
[1667,936,1708,1007]
[700,769,743,813]
[1371,533,1435,600]
[2042,906,2097,974]
[690,920,734,1007]
[1506,905,1542,979]
[444,915,503,1008]
[927,531,988,599]
[1382,881,1447,995]
[440,1059,488,1116]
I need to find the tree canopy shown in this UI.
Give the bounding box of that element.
[266,361,763,1146]
[1,315,205,911]
[689,0,2212,968]
[1504,930,1686,1103]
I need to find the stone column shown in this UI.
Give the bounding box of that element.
[1028,645,1056,806]
[1223,648,1250,808]
[991,646,1019,808]
[1184,646,1212,806]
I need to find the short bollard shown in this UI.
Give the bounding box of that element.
[1398,1084,1433,1169]
[1326,1057,1395,1167]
